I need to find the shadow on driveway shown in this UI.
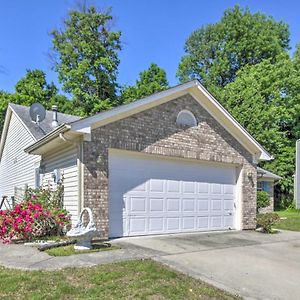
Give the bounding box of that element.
[117,230,300,300]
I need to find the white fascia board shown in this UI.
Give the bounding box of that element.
[69,80,272,161]
[70,81,196,132]
[192,81,272,161]
[25,124,70,154]
[0,104,38,160]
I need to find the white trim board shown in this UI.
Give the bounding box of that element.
[0,105,38,160]
[26,80,272,161]
[69,80,271,161]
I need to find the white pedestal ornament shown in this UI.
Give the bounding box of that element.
[66,207,98,250]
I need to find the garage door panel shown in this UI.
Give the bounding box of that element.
[130,196,146,212]
[109,151,236,237]
[197,216,209,229]
[197,199,209,211]
[224,184,234,194]
[182,181,196,193]
[167,180,180,192]
[224,215,234,228]
[149,179,164,192]
[224,199,234,210]
[211,199,222,212]
[166,217,180,231]
[198,182,209,193]
[149,218,164,232]
[182,198,196,211]
[166,198,180,212]
[211,216,222,228]
[182,217,195,230]
[129,218,147,234]
[149,197,164,212]
[211,183,222,194]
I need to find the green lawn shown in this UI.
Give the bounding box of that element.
[275,209,300,231]
[0,260,239,300]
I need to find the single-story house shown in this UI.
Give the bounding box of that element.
[295,140,300,208]
[257,167,282,212]
[0,80,281,238]
[23,80,277,238]
[0,103,80,219]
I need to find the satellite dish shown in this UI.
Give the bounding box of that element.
[29,103,46,124]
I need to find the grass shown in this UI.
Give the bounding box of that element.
[0,259,240,300]
[46,244,120,256]
[275,209,300,231]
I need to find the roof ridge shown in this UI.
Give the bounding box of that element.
[8,102,80,141]
[9,102,78,118]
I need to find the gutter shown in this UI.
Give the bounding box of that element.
[193,81,273,161]
[24,123,70,154]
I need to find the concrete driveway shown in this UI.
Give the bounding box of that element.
[117,230,300,300]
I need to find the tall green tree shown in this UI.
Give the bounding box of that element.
[51,5,122,116]
[11,69,74,114]
[0,91,10,134]
[293,44,300,71]
[121,63,169,104]
[221,53,300,200]
[13,69,58,107]
[177,6,290,94]
[0,69,74,136]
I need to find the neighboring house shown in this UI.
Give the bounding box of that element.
[0,103,80,218]
[257,167,282,212]
[295,140,300,208]
[24,80,276,239]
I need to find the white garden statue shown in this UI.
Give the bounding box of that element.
[66,207,98,250]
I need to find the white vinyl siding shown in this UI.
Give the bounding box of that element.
[40,145,79,224]
[0,113,40,199]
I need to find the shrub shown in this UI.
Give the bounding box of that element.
[256,213,280,233]
[257,191,270,211]
[275,194,294,210]
[0,186,70,243]
[24,185,64,210]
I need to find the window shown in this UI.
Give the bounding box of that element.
[257,181,270,193]
[257,181,262,191]
[176,110,197,127]
[34,167,40,188]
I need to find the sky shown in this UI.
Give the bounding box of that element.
[0,0,299,93]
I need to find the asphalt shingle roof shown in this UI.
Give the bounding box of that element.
[9,103,80,140]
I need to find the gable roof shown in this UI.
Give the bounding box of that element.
[9,103,80,140]
[0,103,80,159]
[25,80,272,161]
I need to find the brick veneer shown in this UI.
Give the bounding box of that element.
[82,94,257,237]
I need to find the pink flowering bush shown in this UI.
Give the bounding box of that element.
[0,187,71,243]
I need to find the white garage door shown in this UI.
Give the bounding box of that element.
[109,151,237,237]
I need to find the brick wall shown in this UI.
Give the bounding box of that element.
[82,94,257,237]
